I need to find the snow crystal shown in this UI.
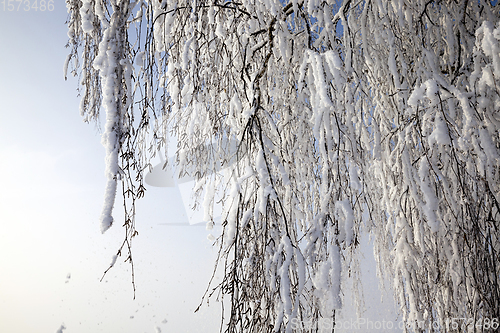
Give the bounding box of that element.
[330,244,342,309]
[206,220,214,231]
[408,79,439,108]
[349,164,362,191]
[335,200,354,246]
[109,254,118,268]
[100,178,117,233]
[215,15,226,40]
[418,159,440,233]
[208,6,215,25]
[55,324,66,333]
[428,114,451,146]
[479,21,500,77]
[424,79,439,106]
[308,52,332,108]
[479,128,499,162]
[202,178,216,222]
[80,0,94,34]
[408,84,426,107]
[388,45,400,89]
[182,37,194,71]
[224,179,240,245]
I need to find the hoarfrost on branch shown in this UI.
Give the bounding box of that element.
[66,0,500,331]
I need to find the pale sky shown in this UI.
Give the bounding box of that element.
[0,4,400,333]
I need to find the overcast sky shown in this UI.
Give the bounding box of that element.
[0,4,400,333]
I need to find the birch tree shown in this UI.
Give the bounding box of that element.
[66,0,500,331]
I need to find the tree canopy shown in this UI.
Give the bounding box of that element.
[66,0,500,331]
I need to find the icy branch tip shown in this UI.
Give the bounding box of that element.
[100,215,113,234]
[100,178,118,233]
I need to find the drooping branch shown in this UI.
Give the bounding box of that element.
[67,0,500,331]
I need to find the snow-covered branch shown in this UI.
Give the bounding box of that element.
[67,0,500,331]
